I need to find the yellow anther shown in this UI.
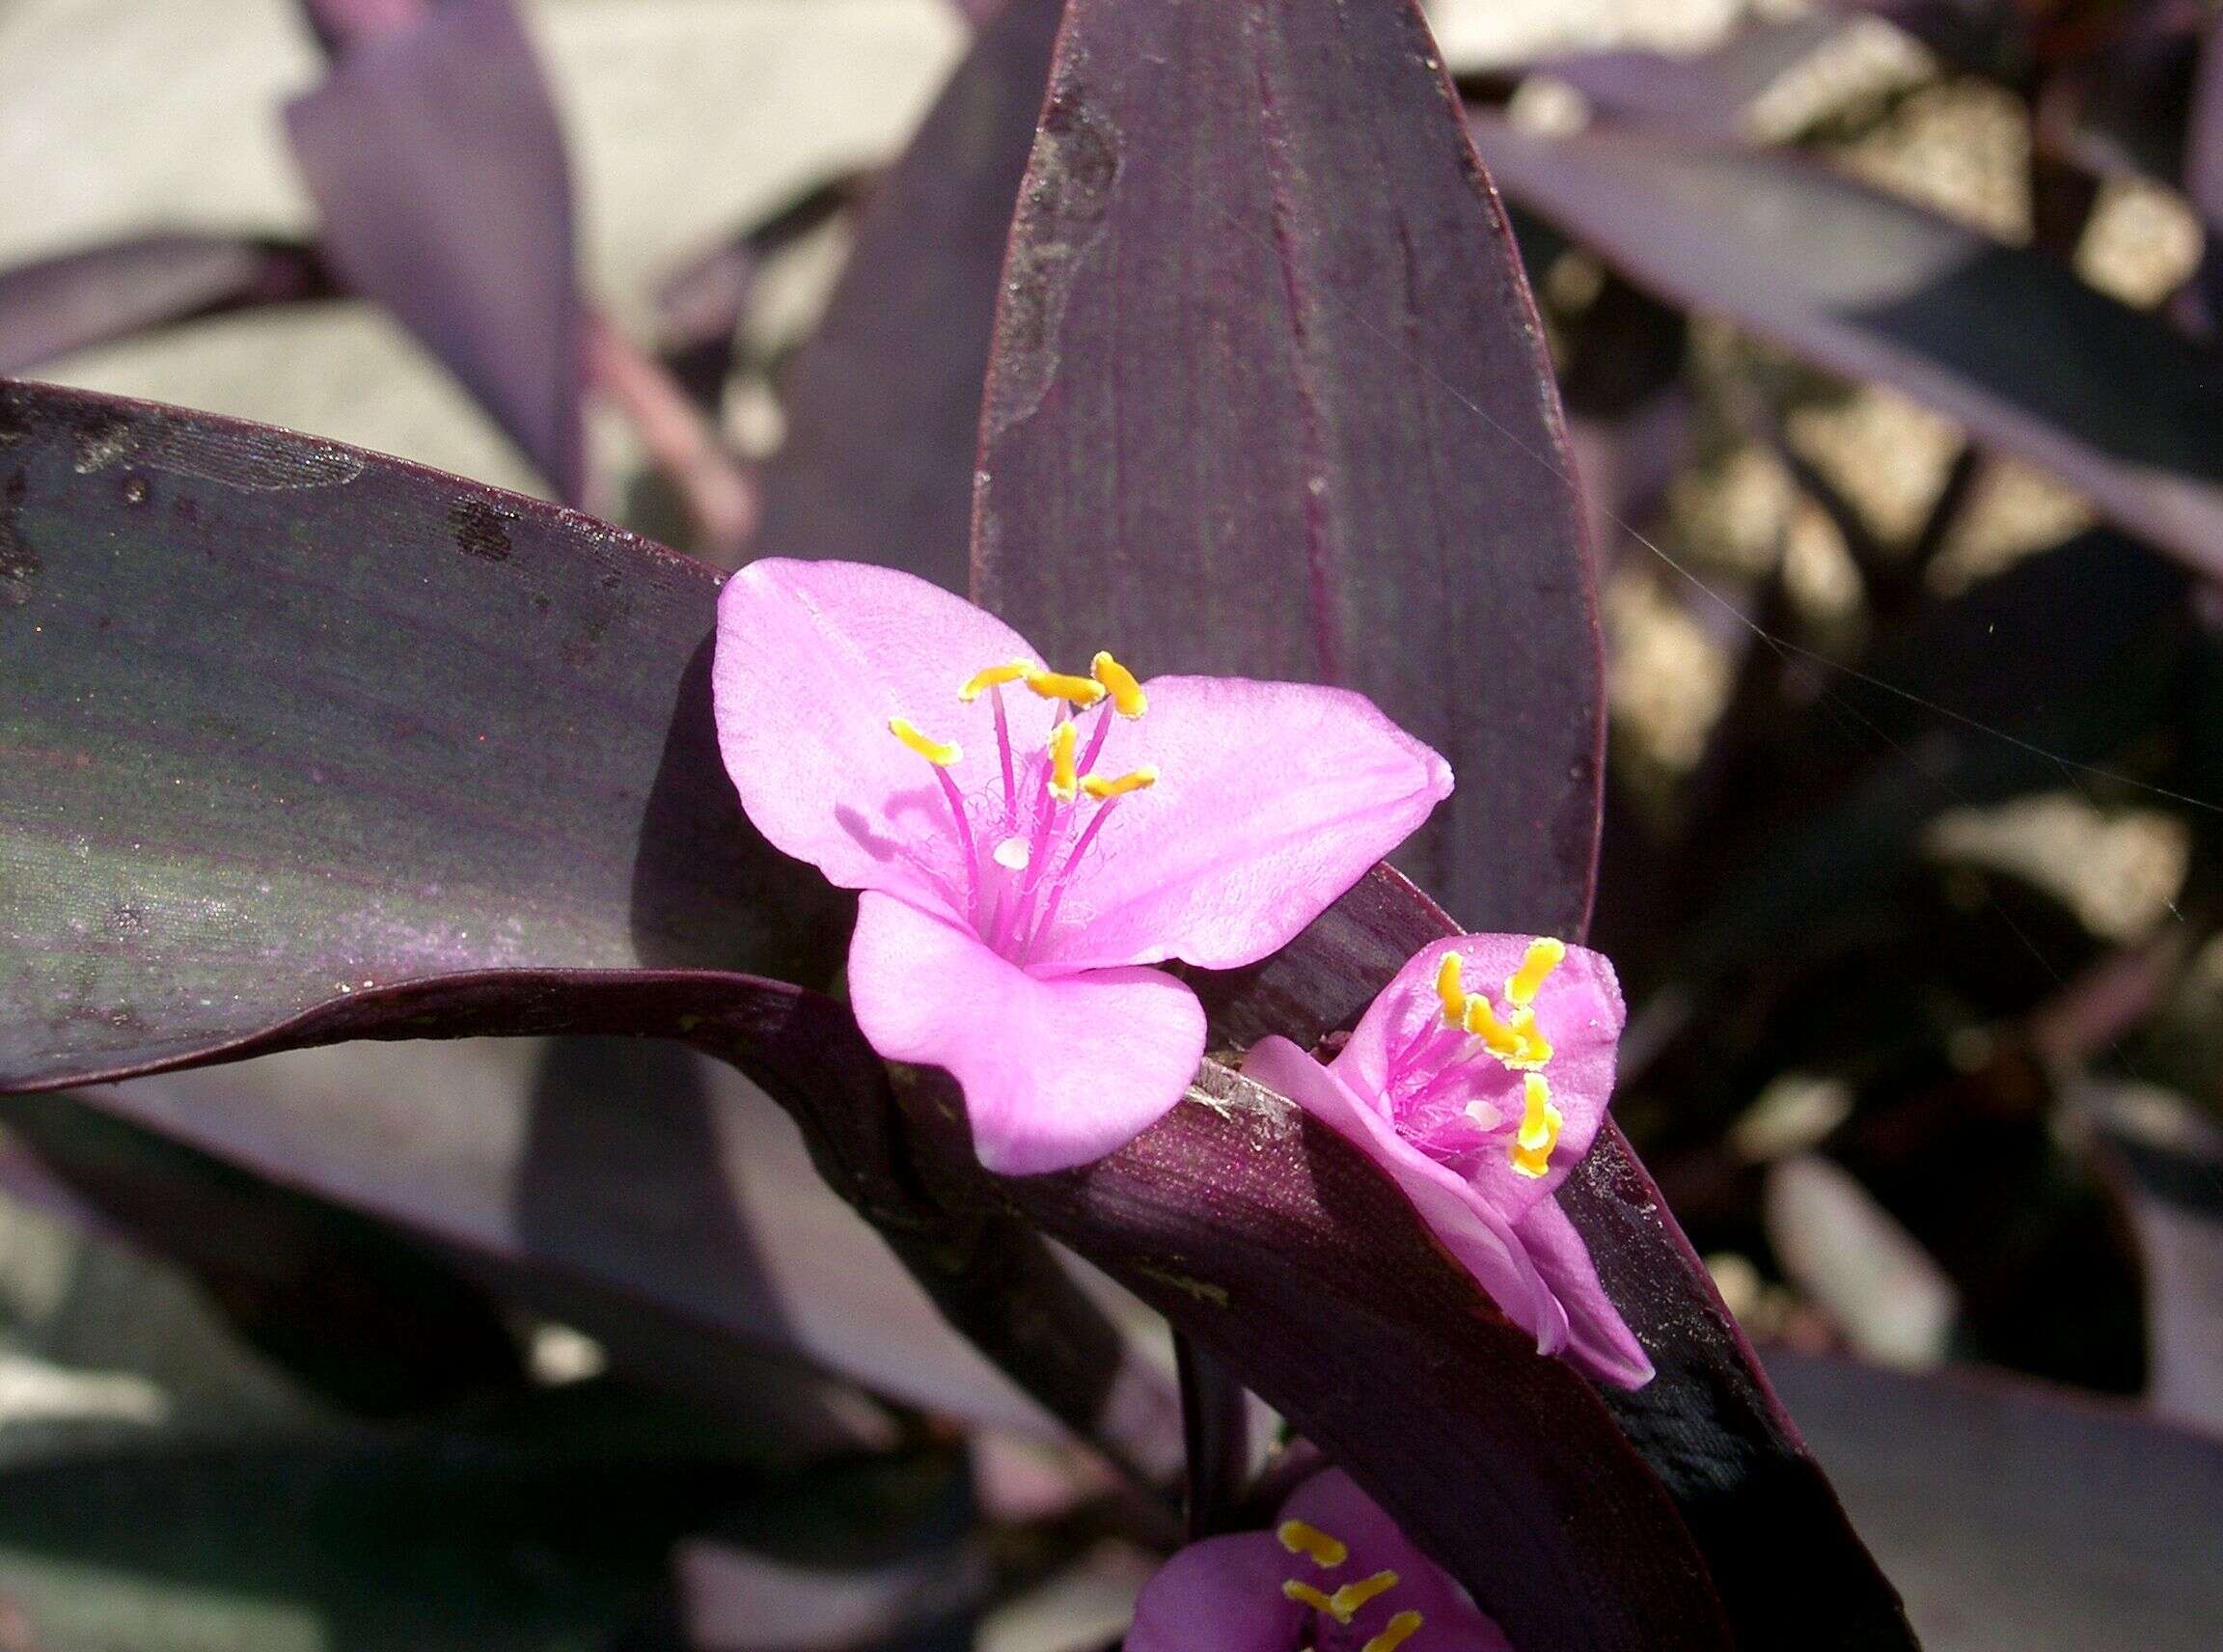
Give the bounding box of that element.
[1091,650,1147,718]
[1330,1572,1400,1619]
[1507,1013,1553,1072]
[1025,668,1107,708]
[1435,951,1467,1027]
[1465,994,1551,1071]
[958,658,1035,702]
[1511,1072,1562,1179]
[1047,721,1079,801]
[1283,1581,1340,1616]
[1506,936,1566,1006]
[1080,765,1158,800]
[1462,994,1524,1060]
[889,716,962,767]
[1363,1611,1424,1652]
[1276,1520,1349,1568]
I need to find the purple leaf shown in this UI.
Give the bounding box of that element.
[0,377,837,1092]
[285,0,587,501]
[9,1089,531,1418]
[73,1039,1071,1436]
[927,1060,1733,1651]
[753,0,1065,595]
[2080,1079,2223,1435]
[1469,114,2223,580]
[0,379,1177,1464]
[969,0,1602,938]
[0,235,332,377]
[1190,867,1917,1652]
[2189,14,2223,228]
[1533,15,1847,144]
[1770,1352,2223,1650]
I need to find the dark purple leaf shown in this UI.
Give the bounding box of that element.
[653,177,867,410]
[0,1414,965,1652]
[0,377,835,1091]
[1469,114,2223,580]
[1190,867,1917,1652]
[2184,12,2223,326]
[753,0,1065,595]
[968,1060,1733,1652]
[0,379,1177,1479]
[2079,1079,2223,1435]
[8,1089,529,1418]
[0,236,332,377]
[1535,15,1846,143]
[1769,1352,2223,1650]
[285,0,587,501]
[970,0,1602,937]
[2189,13,2223,228]
[71,1040,1065,1435]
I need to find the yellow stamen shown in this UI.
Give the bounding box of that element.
[1091,650,1147,718]
[1462,994,1524,1060]
[1047,721,1079,801]
[1506,936,1566,1006]
[1507,1012,1553,1072]
[1080,765,1158,800]
[1025,667,1107,708]
[1435,951,1466,1028]
[1363,1611,1424,1652]
[1464,995,1551,1071]
[958,658,1035,702]
[1276,1520,1348,1568]
[1330,1572,1400,1619]
[889,716,961,767]
[1283,1582,1340,1616]
[1511,1072,1562,1178]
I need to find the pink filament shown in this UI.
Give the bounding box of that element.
[935,764,980,919]
[990,683,1018,826]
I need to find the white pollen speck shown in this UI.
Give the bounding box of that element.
[992,836,1030,870]
[1465,1099,1502,1131]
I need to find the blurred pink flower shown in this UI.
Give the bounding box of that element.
[1245,932,1652,1386]
[1128,1469,1513,1652]
[713,559,1452,1174]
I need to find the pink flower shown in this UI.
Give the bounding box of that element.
[1243,933,1653,1387]
[712,560,1453,1174]
[1128,1468,1513,1652]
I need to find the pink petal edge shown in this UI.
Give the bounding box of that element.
[1242,1036,1570,1358]
[1125,1529,1304,1652]
[1030,675,1453,973]
[847,891,1206,1175]
[711,558,1057,918]
[1280,1471,1517,1651]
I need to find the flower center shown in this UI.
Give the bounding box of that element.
[1275,1519,1425,1652]
[1391,940,1568,1179]
[886,649,1155,964]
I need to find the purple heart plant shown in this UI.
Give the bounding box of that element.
[0,0,1942,1645]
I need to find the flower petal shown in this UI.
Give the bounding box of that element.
[1279,1470,1517,1651]
[1242,1036,1569,1357]
[1125,1529,1304,1652]
[1337,932,1626,1217]
[1029,676,1452,971]
[847,892,1205,1174]
[712,558,1057,916]
[1514,1197,1656,1389]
